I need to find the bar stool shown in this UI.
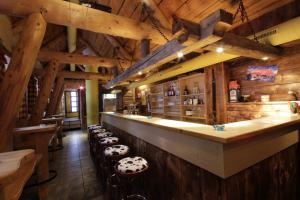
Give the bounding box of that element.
[89,128,107,159]
[96,136,120,187]
[93,132,114,163]
[104,144,130,199]
[115,156,149,200]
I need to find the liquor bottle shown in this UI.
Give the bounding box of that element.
[184,86,189,95]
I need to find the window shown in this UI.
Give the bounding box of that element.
[70,91,78,112]
[103,93,116,99]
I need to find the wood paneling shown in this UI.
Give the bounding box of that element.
[103,122,299,200]
[226,52,300,122]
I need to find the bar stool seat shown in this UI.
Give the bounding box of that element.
[104,145,130,157]
[116,156,148,175]
[100,137,119,146]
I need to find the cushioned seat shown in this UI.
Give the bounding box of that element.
[99,137,119,145]
[116,156,148,175]
[92,128,106,134]
[104,145,129,157]
[96,132,113,139]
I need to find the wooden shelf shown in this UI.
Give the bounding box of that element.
[181,104,205,107]
[182,115,206,119]
[164,113,181,117]
[149,93,163,96]
[181,93,205,97]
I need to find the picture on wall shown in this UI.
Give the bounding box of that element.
[246,65,279,82]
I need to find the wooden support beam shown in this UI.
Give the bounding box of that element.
[0,13,46,152]
[214,63,229,124]
[28,61,60,125]
[58,71,111,80]
[46,77,64,117]
[105,9,233,88]
[203,33,282,60]
[38,50,130,68]
[141,39,150,58]
[104,35,133,60]
[0,0,173,45]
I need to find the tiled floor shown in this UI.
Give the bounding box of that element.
[46,130,104,200]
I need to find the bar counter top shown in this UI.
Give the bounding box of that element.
[101,112,300,144]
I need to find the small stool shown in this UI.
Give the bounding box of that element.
[89,128,107,158]
[93,132,114,163]
[96,137,120,185]
[115,156,149,200]
[104,144,130,199]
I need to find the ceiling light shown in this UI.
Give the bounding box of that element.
[138,71,143,75]
[262,56,269,60]
[79,86,84,90]
[216,47,224,53]
[177,51,184,58]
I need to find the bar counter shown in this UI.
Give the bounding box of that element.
[101,112,300,199]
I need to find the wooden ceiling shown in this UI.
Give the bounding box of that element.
[79,0,293,63]
[10,0,294,70]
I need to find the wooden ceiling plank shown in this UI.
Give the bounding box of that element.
[142,0,172,29]
[38,50,131,68]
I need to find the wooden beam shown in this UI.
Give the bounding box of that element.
[58,71,111,80]
[141,39,150,58]
[204,33,282,60]
[28,61,60,125]
[214,63,229,124]
[0,13,46,152]
[104,35,133,60]
[38,50,131,68]
[105,9,233,88]
[0,0,174,45]
[46,77,64,117]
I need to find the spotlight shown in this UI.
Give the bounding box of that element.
[79,86,84,90]
[262,56,269,60]
[216,47,224,53]
[177,51,184,58]
[138,71,143,75]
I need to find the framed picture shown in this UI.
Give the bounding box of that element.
[246,65,279,82]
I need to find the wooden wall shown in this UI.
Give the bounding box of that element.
[226,53,300,122]
[104,123,299,200]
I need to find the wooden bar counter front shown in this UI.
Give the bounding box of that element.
[101,112,300,200]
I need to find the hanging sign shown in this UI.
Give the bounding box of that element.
[246,65,278,82]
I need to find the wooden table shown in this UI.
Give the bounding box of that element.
[0,149,38,200]
[13,124,57,199]
[42,117,64,147]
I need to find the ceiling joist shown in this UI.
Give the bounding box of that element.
[38,50,131,68]
[58,71,111,80]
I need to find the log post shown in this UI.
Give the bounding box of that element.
[28,60,60,125]
[204,66,214,125]
[0,13,46,152]
[214,63,229,124]
[46,77,65,117]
